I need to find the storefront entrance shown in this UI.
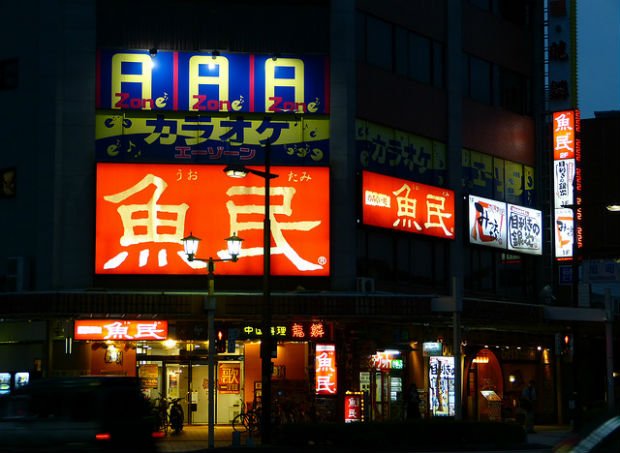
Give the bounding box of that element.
[138,356,244,425]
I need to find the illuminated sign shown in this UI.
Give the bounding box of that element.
[218,362,241,394]
[469,195,506,249]
[555,208,574,259]
[74,320,168,341]
[429,356,455,417]
[369,350,402,371]
[553,110,581,260]
[469,195,542,255]
[95,112,329,165]
[553,111,576,160]
[96,50,329,114]
[554,159,575,207]
[361,171,455,239]
[315,344,337,395]
[344,391,364,423]
[238,322,328,340]
[95,163,330,276]
[507,204,542,255]
[356,120,537,207]
[422,342,443,357]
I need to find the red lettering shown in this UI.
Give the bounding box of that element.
[268,96,282,112]
[115,92,130,109]
[282,101,307,112]
[115,93,155,109]
[192,94,207,111]
[206,99,219,110]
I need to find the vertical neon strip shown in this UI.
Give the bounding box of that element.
[324,55,330,114]
[95,49,101,108]
[249,54,255,112]
[173,52,179,111]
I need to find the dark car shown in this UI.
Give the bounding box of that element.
[553,416,620,453]
[0,376,159,452]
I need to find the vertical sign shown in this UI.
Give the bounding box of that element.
[553,110,581,260]
[344,391,364,423]
[315,344,337,395]
[428,356,455,417]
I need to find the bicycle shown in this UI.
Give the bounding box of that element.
[152,394,184,435]
[232,403,261,434]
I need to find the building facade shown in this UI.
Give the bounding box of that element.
[2,0,608,426]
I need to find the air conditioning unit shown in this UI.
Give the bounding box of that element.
[6,256,29,292]
[356,277,375,293]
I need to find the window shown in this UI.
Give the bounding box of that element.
[432,42,445,88]
[394,27,409,76]
[409,33,431,84]
[0,59,18,90]
[356,12,366,62]
[466,55,492,105]
[499,67,530,115]
[366,16,393,71]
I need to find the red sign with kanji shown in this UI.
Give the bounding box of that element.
[315,343,337,396]
[74,320,168,341]
[361,171,455,239]
[95,163,330,276]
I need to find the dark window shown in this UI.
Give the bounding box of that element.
[432,41,445,88]
[466,55,493,105]
[0,59,18,90]
[394,27,409,76]
[366,16,393,71]
[499,67,531,115]
[498,0,530,28]
[356,11,366,62]
[409,33,432,84]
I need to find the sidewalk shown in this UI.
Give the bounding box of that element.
[157,424,576,452]
[158,425,252,452]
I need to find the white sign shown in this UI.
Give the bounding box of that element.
[507,204,543,255]
[468,195,506,249]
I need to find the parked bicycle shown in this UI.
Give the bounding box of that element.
[232,403,261,434]
[152,393,184,435]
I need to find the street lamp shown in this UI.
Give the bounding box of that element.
[224,143,278,444]
[181,232,243,449]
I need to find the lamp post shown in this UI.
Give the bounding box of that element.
[224,143,278,444]
[181,232,243,449]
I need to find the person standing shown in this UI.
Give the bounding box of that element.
[407,383,421,420]
[520,380,537,433]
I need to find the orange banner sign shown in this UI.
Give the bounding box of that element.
[95,163,330,276]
